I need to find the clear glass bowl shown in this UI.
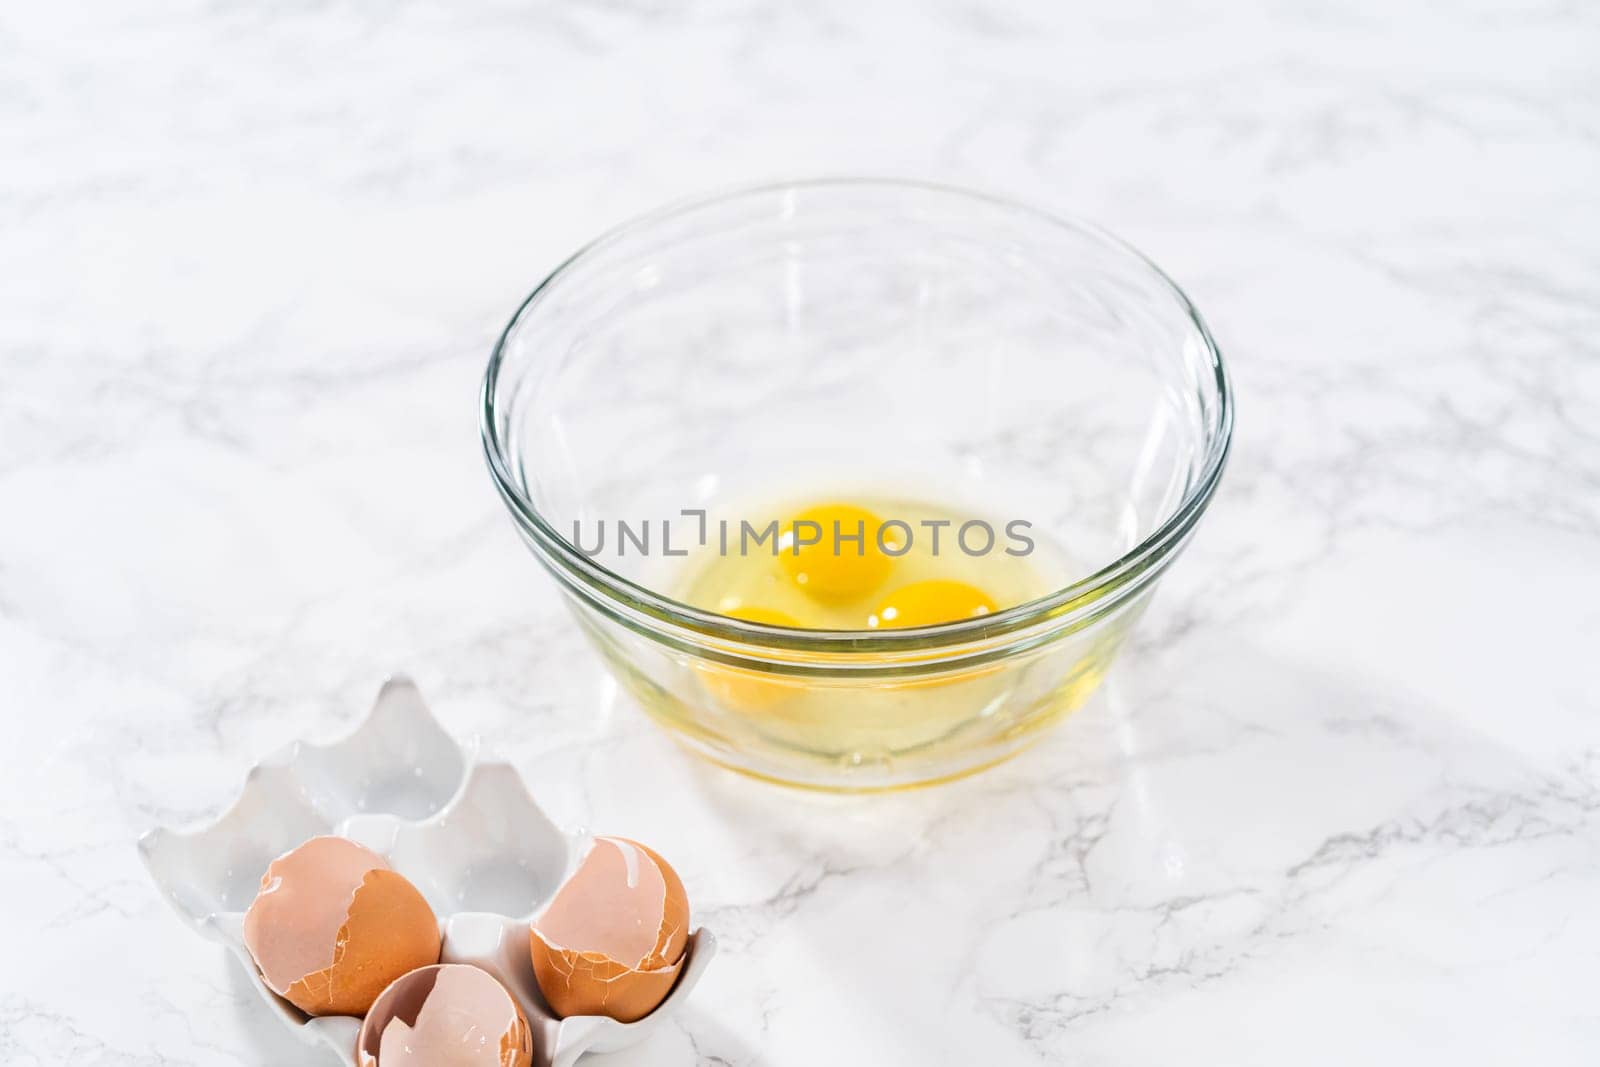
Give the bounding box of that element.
[482,180,1232,790]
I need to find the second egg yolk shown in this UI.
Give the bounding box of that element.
[780,504,893,601]
[698,604,804,713]
[724,604,802,628]
[870,580,998,629]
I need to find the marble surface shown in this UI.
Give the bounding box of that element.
[3,1,1598,1064]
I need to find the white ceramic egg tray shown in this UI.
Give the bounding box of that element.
[139,676,716,1067]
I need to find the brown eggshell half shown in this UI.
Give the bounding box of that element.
[357,964,532,1067]
[528,941,685,1024]
[528,836,690,1023]
[242,835,441,1017]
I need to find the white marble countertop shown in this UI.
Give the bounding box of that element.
[4,2,1598,1064]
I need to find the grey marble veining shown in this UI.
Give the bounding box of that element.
[2,1,1598,1064]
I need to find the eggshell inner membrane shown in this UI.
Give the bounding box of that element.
[243,836,388,995]
[534,838,672,966]
[372,966,526,1067]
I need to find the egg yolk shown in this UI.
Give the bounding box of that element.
[870,579,998,629]
[723,604,801,628]
[697,604,804,713]
[779,504,893,601]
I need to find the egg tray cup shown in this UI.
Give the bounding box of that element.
[138,677,716,1067]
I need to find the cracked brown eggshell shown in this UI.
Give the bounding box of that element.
[357,964,532,1067]
[529,837,689,1022]
[242,835,441,1017]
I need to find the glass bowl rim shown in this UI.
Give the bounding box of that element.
[481,177,1233,652]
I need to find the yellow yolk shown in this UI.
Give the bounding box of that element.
[695,604,804,713]
[870,579,998,629]
[724,605,801,628]
[779,504,893,601]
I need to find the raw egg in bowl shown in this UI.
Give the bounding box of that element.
[482,179,1232,789]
